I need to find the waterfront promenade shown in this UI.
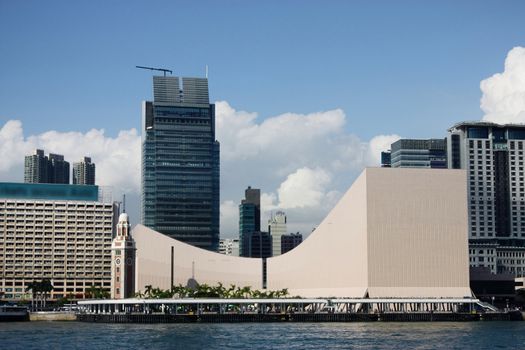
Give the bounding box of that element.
[75,297,523,323]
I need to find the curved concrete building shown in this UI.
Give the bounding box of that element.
[132,168,472,298]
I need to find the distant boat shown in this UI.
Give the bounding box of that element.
[0,305,29,322]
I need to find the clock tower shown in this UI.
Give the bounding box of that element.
[111,213,135,299]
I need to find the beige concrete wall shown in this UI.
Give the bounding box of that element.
[266,171,369,297]
[133,225,262,293]
[365,168,471,297]
[132,168,471,298]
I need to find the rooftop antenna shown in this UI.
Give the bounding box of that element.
[205,65,208,79]
[136,65,173,77]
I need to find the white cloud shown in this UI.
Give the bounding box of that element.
[367,134,401,165]
[220,200,238,236]
[481,46,525,124]
[215,101,401,237]
[276,167,331,209]
[0,121,141,194]
[1,102,400,239]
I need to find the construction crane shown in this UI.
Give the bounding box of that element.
[136,65,173,76]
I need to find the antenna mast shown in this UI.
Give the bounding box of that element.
[136,65,173,77]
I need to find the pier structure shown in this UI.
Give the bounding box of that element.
[78,297,495,315]
[76,297,517,323]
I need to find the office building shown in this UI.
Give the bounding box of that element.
[281,233,303,254]
[218,238,239,256]
[0,182,118,300]
[73,157,96,185]
[141,75,220,251]
[390,139,447,168]
[448,122,525,276]
[243,231,272,258]
[380,151,391,167]
[24,150,70,184]
[239,187,260,257]
[268,211,287,256]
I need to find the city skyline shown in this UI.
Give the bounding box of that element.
[1,1,525,237]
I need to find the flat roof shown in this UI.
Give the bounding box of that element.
[0,182,99,201]
[78,297,480,305]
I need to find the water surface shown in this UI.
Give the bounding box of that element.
[1,321,524,349]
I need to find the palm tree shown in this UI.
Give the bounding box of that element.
[25,281,39,311]
[40,279,54,308]
[144,285,153,299]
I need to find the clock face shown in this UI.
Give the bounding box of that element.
[115,258,121,265]
[126,258,132,265]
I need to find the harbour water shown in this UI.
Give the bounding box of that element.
[1,322,524,349]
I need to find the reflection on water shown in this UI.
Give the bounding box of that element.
[2,321,524,349]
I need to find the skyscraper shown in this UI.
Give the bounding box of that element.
[389,139,447,168]
[48,153,70,184]
[24,149,48,183]
[141,75,220,251]
[448,122,525,277]
[73,157,96,185]
[24,149,69,184]
[268,211,287,257]
[239,186,260,257]
[281,232,303,254]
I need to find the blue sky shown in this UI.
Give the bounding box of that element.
[1,0,524,138]
[1,1,525,235]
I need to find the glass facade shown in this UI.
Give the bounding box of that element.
[0,182,98,201]
[141,76,220,251]
[238,187,261,257]
[390,139,447,169]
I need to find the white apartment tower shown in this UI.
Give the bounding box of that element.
[448,122,525,276]
[268,211,287,257]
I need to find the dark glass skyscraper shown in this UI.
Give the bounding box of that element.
[141,76,220,251]
[239,186,260,257]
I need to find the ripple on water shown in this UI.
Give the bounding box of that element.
[1,321,524,350]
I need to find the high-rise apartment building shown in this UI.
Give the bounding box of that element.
[0,182,118,300]
[24,150,70,184]
[48,154,70,184]
[141,76,220,251]
[73,157,96,185]
[389,139,447,168]
[239,186,260,257]
[268,211,287,257]
[448,122,525,276]
[24,149,49,183]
